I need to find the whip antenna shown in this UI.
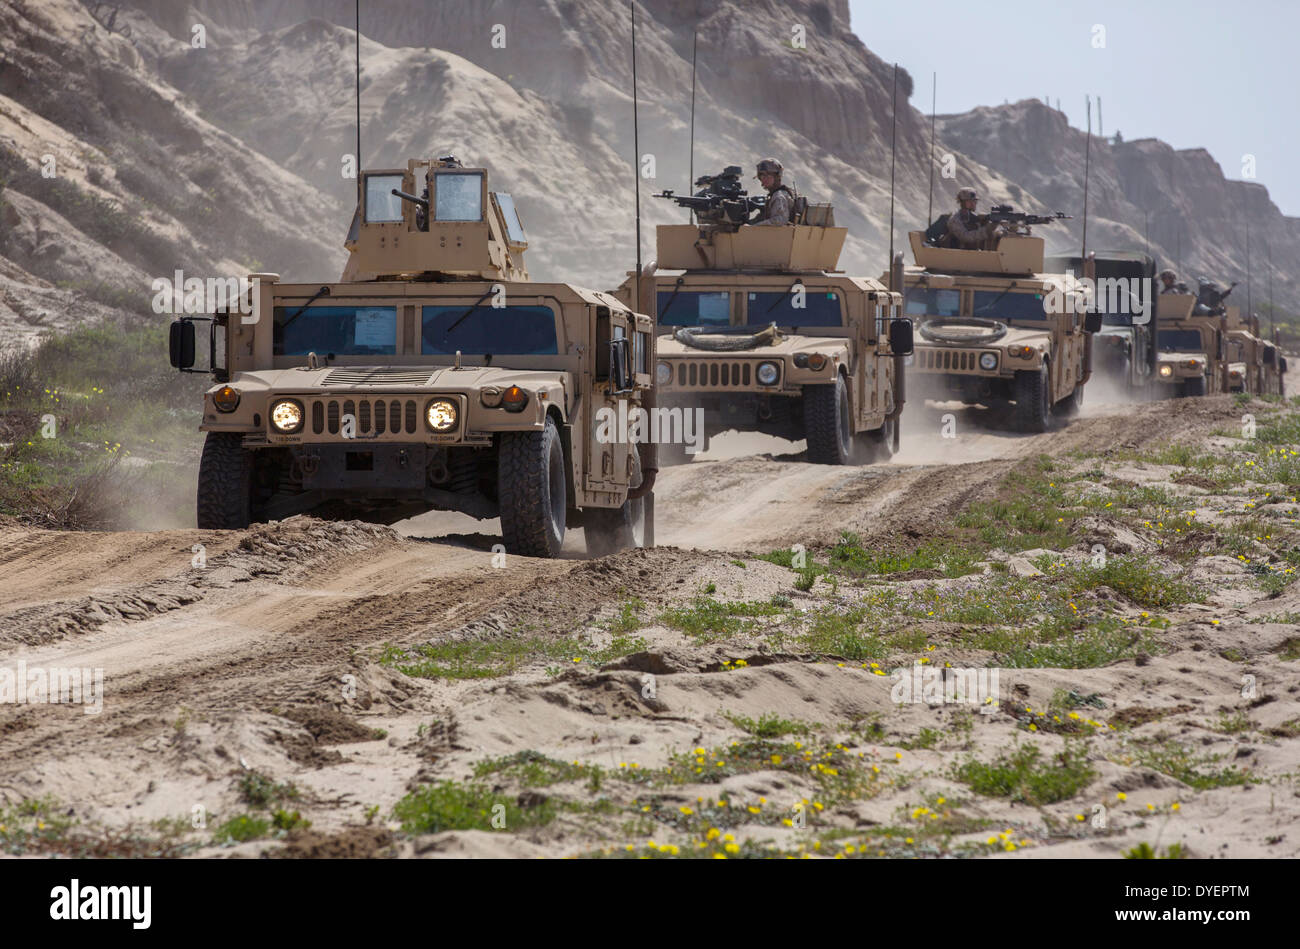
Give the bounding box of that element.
[631,2,642,305]
[926,71,936,226]
[355,0,361,202]
[887,63,898,292]
[1081,95,1092,260]
[688,28,697,219]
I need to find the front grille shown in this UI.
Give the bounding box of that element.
[916,348,987,372]
[321,367,437,386]
[676,361,753,388]
[306,396,426,438]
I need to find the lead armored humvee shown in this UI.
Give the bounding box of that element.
[614,171,912,466]
[895,224,1098,432]
[169,157,655,558]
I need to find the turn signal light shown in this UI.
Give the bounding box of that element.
[502,385,528,412]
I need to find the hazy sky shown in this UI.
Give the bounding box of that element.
[848,0,1299,215]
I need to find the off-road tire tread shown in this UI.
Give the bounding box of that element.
[498,419,565,558]
[804,375,851,465]
[197,432,251,529]
[1014,364,1052,433]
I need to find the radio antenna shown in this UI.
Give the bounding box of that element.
[355,0,362,202]
[887,63,898,292]
[926,71,936,226]
[631,2,642,305]
[688,28,697,217]
[1081,95,1092,260]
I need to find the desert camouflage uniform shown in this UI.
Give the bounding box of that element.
[752,185,795,226]
[945,208,999,249]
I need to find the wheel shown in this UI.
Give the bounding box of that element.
[584,494,646,557]
[1055,383,1083,417]
[1014,363,1052,433]
[858,414,895,463]
[1183,375,1207,397]
[498,416,567,558]
[804,373,854,464]
[197,432,252,529]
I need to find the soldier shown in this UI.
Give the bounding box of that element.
[749,158,795,226]
[1159,269,1188,294]
[945,188,1003,250]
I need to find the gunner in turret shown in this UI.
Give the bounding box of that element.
[945,187,1004,250]
[748,158,796,226]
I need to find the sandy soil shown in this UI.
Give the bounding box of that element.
[1,389,1297,859]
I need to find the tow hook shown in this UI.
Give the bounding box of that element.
[397,449,409,469]
[299,453,320,476]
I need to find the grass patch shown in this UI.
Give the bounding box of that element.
[391,781,555,834]
[657,597,784,642]
[212,813,271,844]
[1123,739,1252,790]
[954,740,1096,805]
[724,711,813,738]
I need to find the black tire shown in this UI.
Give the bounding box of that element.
[1014,363,1052,433]
[584,494,646,558]
[196,432,252,529]
[804,373,854,465]
[1055,382,1083,417]
[498,416,567,558]
[858,415,895,463]
[1183,375,1207,397]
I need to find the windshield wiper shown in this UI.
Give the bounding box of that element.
[279,285,331,332]
[442,286,498,340]
[973,283,1017,316]
[658,276,686,320]
[767,278,805,314]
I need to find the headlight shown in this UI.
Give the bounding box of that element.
[756,362,780,386]
[426,399,458,431]
[1158,365,1173,378]
[979,352,998,371]
[269,399,303,433]
[212,385,240,412]
[656,361,673,385]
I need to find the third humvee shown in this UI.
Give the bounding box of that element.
[612,168,912,466]
[896,219,1099,432]
[169,156,655,558]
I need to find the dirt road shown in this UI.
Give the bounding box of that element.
[1,390,1297,859]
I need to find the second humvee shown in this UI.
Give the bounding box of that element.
[169,157,656,559]
[614,194,911,466]
[1153,289,1227,398]
[896,227,1098,432]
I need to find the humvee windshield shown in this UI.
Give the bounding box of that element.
[1158,329,1204,352]
[658,290,730,327]
[274,305,398,356]
[745,290,842,326]
[972,291,1048,320]
[904,287,960,317]
[421,304,559,355]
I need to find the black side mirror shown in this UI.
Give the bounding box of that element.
[1263,348,1275,365]
[888,319,913,356]
[170,320,196,369]
[1083,311,1103,334]
[609,337,631,392]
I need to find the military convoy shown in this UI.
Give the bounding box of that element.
[896,218,1098,432]
[613,168,912,466]
[169,157,655,558]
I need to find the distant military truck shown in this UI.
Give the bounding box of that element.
[612,168,912,466]
[168,157,656,559]
[1262,333,1288,397]
[1153,292,1223,397]
[896,216,1099,432]
[1047,251,1157,396]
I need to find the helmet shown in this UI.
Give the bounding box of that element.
[1159,269,1176,280]
[956,188,977,202]
[755,158,783,178]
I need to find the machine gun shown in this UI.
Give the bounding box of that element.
[653,166,766,232]
[978,205,1072,235]
[392,187,429,230]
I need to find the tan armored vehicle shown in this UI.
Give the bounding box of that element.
[611,168,911,466]
[1153,283,1231,398]
[895,220,1098,432]
[1262,333,1288,397]
[1223,308,1265,394]
[169,157,656,558]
